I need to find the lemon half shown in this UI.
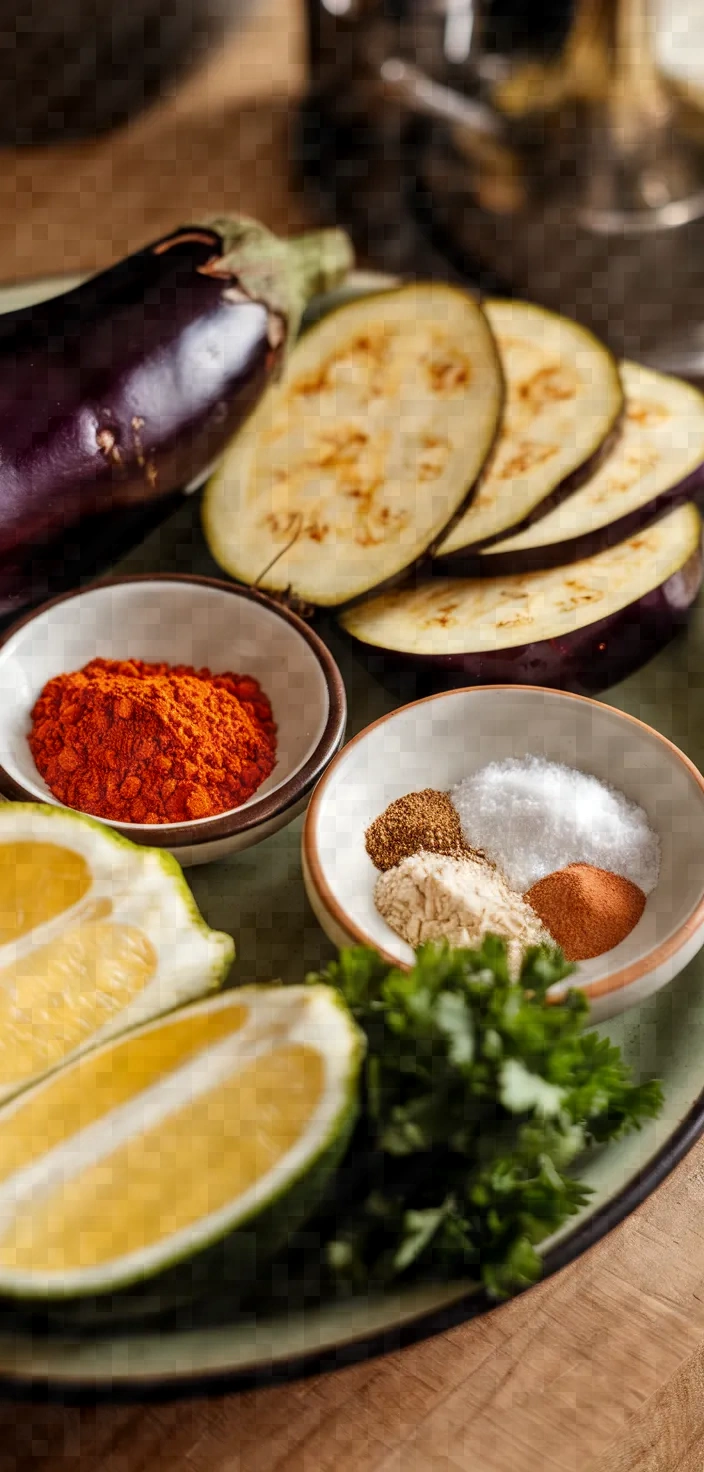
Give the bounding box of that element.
[0,984,361,1301]
[0,803,233,1102]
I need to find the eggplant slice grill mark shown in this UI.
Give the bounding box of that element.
[201,284,505,609]
[474,362,704,576]
[339,503,703,697]
[434,299,625,564]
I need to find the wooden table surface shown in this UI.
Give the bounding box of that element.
[3,4,704,1468]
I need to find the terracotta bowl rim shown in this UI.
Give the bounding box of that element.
[0,573,347,847]
[302,682,704,1005]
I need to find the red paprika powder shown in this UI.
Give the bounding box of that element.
[29,657,277,824]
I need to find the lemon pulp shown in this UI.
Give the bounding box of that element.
[0,842,91,942]
[0,1020,324,1273]
[0,1001,248,1180]
[0,917,159,1087]
[0,814,234,1101]
[0,982,360,1300]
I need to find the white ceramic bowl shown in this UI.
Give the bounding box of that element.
[0,575,346,866]
[302,684,704,1023]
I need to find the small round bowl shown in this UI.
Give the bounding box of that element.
[302,685,704,1024]
[0,575,346,867]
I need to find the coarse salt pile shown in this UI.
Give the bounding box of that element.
[374,850,549,976]
[451,756,660,896]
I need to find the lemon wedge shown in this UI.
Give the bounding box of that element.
[0,984,361,1302]
[0,804,233,1102]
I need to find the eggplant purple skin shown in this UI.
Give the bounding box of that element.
[0,227,278,618]
[343,547,703,699]
[442,464,704,580]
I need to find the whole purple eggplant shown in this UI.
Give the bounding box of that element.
[0,216,353,617]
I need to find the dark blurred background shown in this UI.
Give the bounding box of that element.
[0,0,577,145]
[0,0,243,142]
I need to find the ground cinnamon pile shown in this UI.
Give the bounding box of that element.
[524,863,646,961]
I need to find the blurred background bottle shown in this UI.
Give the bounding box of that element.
[476,0,574,57]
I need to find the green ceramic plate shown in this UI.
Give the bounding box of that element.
[0,272,703,1396]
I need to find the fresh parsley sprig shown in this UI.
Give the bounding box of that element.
[307,938,662,1299]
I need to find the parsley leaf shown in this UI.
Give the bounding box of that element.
[307,938,663,1299]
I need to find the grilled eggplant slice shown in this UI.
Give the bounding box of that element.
[341,502,702,696]
[202,284,504,608]
[435,300,624,563]
[476,362,704,575]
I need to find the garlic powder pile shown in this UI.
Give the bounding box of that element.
[374,850,548,975]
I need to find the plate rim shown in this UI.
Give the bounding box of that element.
[0,1081,702,1401]
[0,270,700,1398]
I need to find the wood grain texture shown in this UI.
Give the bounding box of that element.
[0,0,309,285]
[2,1143,704,1470]
[0,0,703,1465]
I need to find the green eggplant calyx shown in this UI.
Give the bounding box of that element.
[193,215,354,351]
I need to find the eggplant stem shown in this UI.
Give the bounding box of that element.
[254,513,304,588]
[191,218,355,351]
[153,231,221,255]
[286,230,355,306]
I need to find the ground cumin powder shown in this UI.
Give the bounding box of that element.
[365,790,474,872]
[524,863,646,961]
